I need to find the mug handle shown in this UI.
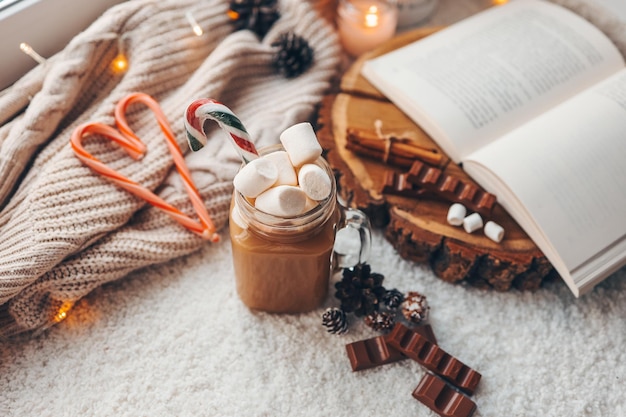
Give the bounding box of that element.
[333,206,372,269]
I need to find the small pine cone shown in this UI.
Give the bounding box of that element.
[401,291,430,324]
[364,311,395,333]
[381,288,404,310]
[322,307,348,335]
[334,263,386,317]
[271,32,314,78]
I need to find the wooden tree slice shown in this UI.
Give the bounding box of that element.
[317,28,555,291]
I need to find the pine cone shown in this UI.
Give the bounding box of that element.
[271,32,314,78]
[228,0,279,38]
[381,288,404,310]
[401,291,430,324]
[321,307,348,335]
[364,311,395,333]
[334,263,386,317]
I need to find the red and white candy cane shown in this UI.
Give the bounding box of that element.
[70,92,220,242]
[184,98,259,163]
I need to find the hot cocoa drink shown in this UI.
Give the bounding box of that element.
[228,125,370,313]
[182,101,369,312]
[230,197,339,313]
[229,133,340,313]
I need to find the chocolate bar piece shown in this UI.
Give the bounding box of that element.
[406,161,496,217]
[416,323,438,346]
[381,171,430,198]
[386,323,481,395]
[346,324,437,372]
[413,373,477,417]
[345,335,405,371]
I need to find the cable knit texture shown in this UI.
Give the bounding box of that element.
[0,0,341,335]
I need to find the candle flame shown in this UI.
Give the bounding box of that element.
[364,5,379,28]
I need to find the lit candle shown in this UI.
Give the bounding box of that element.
[337,0,398,57]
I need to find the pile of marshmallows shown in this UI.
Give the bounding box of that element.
[447,203,505,243]
[233,122,331,217]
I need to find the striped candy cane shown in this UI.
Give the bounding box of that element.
[184,98,259,164]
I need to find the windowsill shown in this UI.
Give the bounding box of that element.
[0,0,125,90]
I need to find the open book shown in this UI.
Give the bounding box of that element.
[361,0,626,297]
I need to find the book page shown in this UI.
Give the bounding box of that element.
[362,0,624,162]
[463,70,626,294]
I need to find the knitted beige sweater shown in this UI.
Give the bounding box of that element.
[0,0,340,335]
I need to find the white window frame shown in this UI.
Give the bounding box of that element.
[0,0,125,90]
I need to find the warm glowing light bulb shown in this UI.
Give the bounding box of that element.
[19,42,47,64]
[111,54,128,72]
[364,5,379,28]
[492,0,509,5]
[185,11,203,36]
[111,35,128,73]
[53,301,74,323]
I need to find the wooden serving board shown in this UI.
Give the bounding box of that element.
[317,28,555,291]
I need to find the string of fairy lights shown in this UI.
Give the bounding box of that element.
[18,9,210,75]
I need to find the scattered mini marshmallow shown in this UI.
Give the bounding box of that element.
[262,150,297,186]
[446,203,467,226]
[298,163,332,201]
[233,158,278,198]
[279,122,322,166]
[255,185,307,217]
[463,212,483,234]
[484,220,505,242]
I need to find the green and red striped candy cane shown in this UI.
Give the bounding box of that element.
[184,98,259,164]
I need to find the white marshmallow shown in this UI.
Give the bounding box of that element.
[446,203,467,226]
[255,185,307,217]
[303,197,319,213]
[262,151,297,186]
[280,122,322,166]
[484,221,505,243]
[298,164,332,201]
[463,212,483,234]
[230,202,248,230]
[233,158,278,198]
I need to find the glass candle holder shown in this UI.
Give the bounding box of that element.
[337,0,398,57]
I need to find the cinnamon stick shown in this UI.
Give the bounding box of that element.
[346,142,416,168]
[347,127,443,167]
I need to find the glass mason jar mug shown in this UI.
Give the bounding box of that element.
[229,144,371,313]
